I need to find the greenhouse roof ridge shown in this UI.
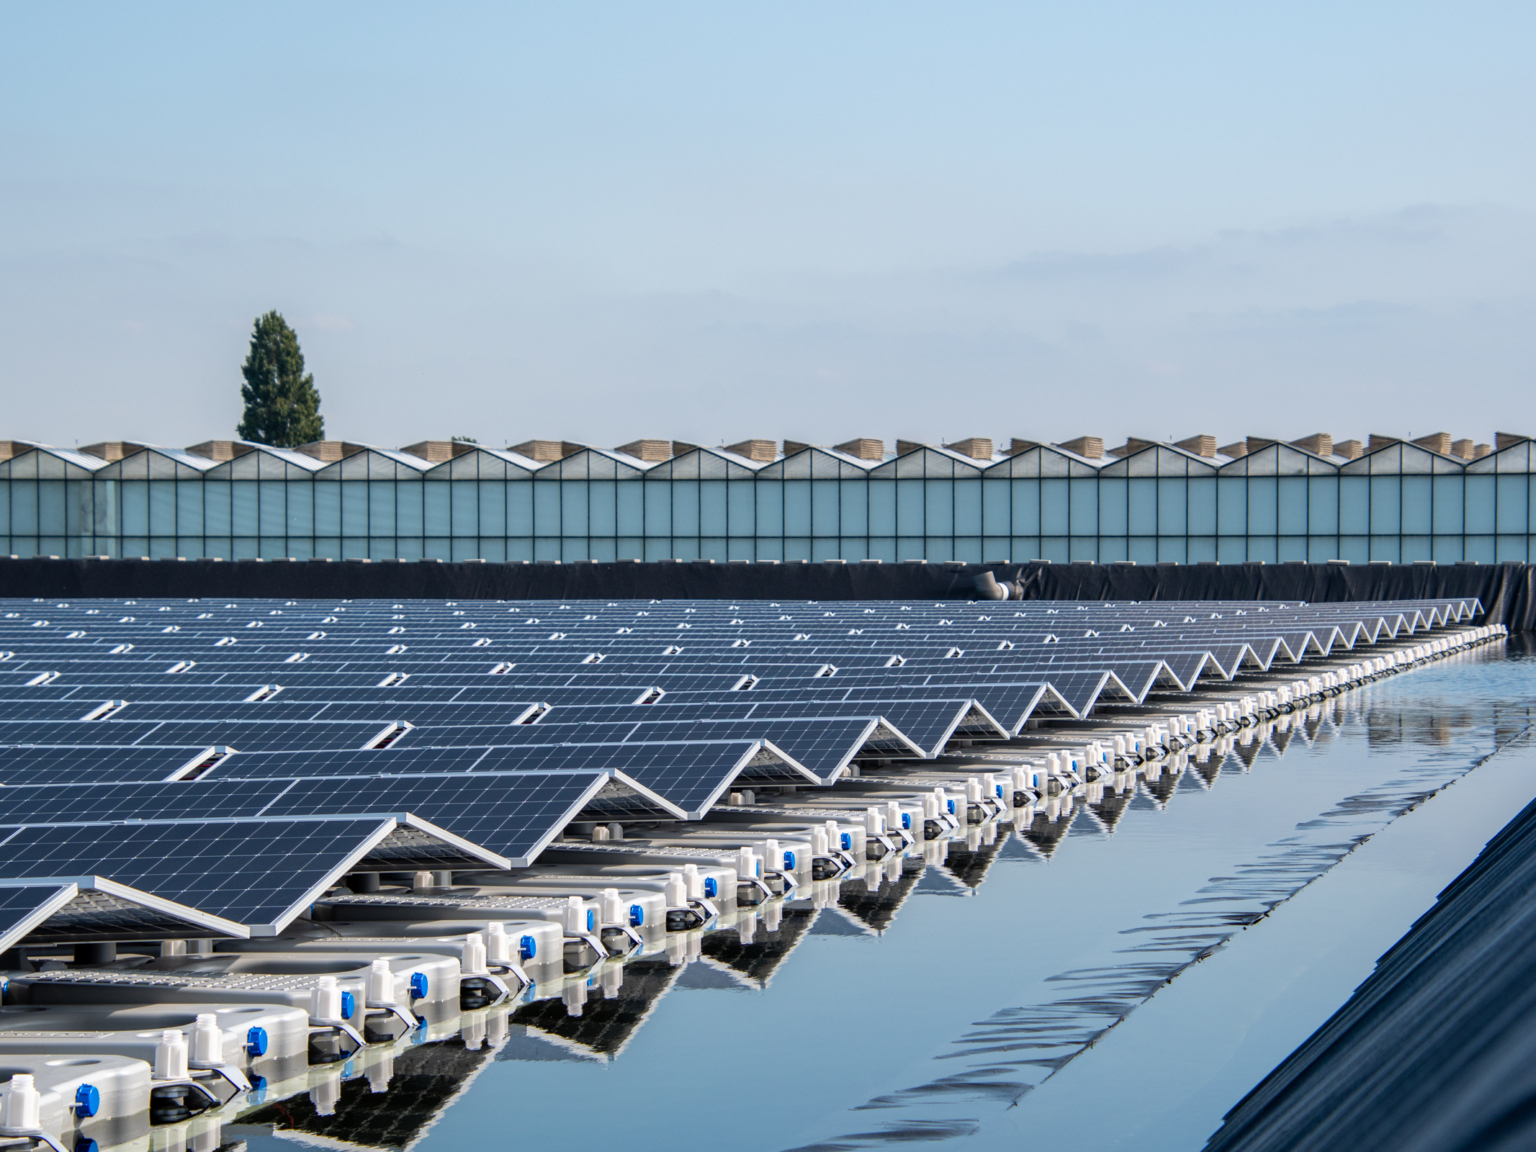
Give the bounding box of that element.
[0,432,1525,478]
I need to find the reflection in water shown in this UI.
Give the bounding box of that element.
[836,858,926,934]
[238,1035,498,1151]
[1086,778,1136,830]
[1017,799,1076,858]
[1366,699,1536,750]
[1142,764,1180,807]
[1366,705,1479,748]
[941,827,1007,889]
[782,648,1536,1151]
[503,957,684,1061]
[698,906,819,990]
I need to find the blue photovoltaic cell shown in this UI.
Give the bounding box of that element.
[0,818,393,928]
[0,884,74,944]
[0,772,616,866]
[258,772,611,863]
[0,747,196,786]
[0,720,396,751]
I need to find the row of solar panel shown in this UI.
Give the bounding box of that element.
[1,596,1477,616]
[0,596,1480,960]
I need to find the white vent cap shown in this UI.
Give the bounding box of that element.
[368,959,396,1005]
[155,1029,189,1080]
[461,933,487,976]
[485,923,510,965]
[309,976,343,1021]
[192,1013,223,1066]
[2,1074,39,1130]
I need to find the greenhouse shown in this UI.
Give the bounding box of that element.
[2,435,1533,565]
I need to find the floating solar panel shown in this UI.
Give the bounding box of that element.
[0,593,1490,932]
[0,770,659,868]
[0,883,78,950]
[0,746,199,786]
[0,719,399,752]
[0,817,398,933]
[204,739,807,819]
[385,715,907,781]
[0,878,248,952]
[536,696,995,757]
[256,771,629,867]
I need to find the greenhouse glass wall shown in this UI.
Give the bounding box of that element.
[2,438,1534,565]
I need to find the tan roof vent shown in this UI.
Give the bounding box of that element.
[834,438,884,461]
[1218,441,1248,459]
[0,441,37,462]
[296,441,368,462]
[1107,437,1156,459]
[943,437,994,460]
[725,439,777,462]
[1175,435,1217,458]
[615,439,672,462]
[1290,433,1332,458]
[724,439,777,463]
[1334,439,1363,459]
[1411,432,1453,455]
[895,440,930,455]
[1474,443,1492,458]
[1056,436,1104,459]
[1367,434,1402,452]
[1451,438,1475,460]
[400,440,479,463]
[1245,437,1279,454]
[782,440,812,457]
[508,440,584,462]
[1495,432,1530,450]
[1007,438,1040,456]
[669,441,700,458]
[184,440,256,462]
[80,442,148,462]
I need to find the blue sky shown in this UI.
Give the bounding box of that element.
[2,1,1532,450]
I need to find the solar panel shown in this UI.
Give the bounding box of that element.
[0,720,399,752]
[0,779,295,825]
[207,738,804,818]
[257,771,617,866]
[0,592,1488,911]
[535,696,981,754]
[0,701,122,722]
[0,770,648,868]
[0,746,197,786]
[205,744,497,780]
[0,883,77,949]
[0,817,396,931]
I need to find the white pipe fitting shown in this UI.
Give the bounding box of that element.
[1,1074,39,1131]
[191,1013,222,1066]
[461,933,487,976]
[368,959,395,1005]
[309,976,343,1022]
[562,894,588,934]
[486,923,510,965]
[155,1028,189,1079]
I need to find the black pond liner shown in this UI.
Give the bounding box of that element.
[3,558,1536,630]
[1204,753,1536,1152]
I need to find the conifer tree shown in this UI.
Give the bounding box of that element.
[236,311,324,447]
